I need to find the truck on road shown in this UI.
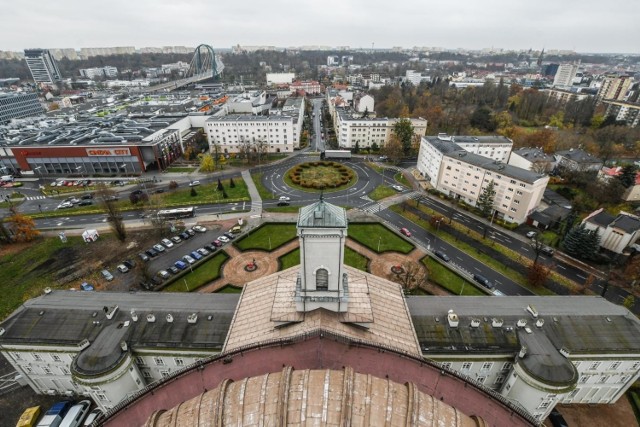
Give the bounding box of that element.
[321,150,352,160]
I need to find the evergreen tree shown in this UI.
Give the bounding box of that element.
[229,177,236,188]
[392,118,414,157]
[190,187,197,197]
[217,179,224,191]
[477,180,497,218]
[617,164,638,188]
[222,189,228,199]
[562,223,600,260]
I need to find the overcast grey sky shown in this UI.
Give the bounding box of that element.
[2,0,639,53]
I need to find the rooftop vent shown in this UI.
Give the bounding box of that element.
[526,304,538,319]
[146,314,156,323]
[120,341,128,352]
[535,319,545,328]
[470,319,481,328]
[524,327,533,334]
[78,339,90,350]
[187,313,198,324]
[166,314,174,323]
[559,347,570,358]
[131,310,138,322]
[123,321,130,327]
[105,305,119,320]
[517,319,527,328]
[447,310,459,328]
[0,328,4,336]
[44,287,52,295]
[519,346,528,358]
[491,318,503,328]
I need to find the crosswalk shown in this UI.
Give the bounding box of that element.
[359,191,424,215]
[25,195,46,200]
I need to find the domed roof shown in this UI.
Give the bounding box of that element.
[143,366,481,427]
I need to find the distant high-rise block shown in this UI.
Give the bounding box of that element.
[552,63,578,88]
[24,49,62,85]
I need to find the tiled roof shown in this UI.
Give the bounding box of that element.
[297,198,348,228]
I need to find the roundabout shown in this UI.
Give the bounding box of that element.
[285,161,356,192]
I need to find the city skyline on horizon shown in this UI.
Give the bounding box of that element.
[1,0,639,55]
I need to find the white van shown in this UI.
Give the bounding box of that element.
[59,400,91,427]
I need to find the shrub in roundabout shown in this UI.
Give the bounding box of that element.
[286,161,356,191]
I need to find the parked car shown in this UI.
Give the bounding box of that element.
[197,247,210,256]
[81,193,94,200]
[171,236,182,244]
[38,401,72,427]
[179,232,191,240]
[212,240,222,247]
[138,252,150,262]
[152,244,166,253]
[230,225,242,234]
[400,227,411,237]
[183,255,196,265]
[58,400,91,427]
[78,200,93,206]
[277,201,290,206]
[80,282,94,291]
[123,259,136,269]
[223,232,235,240]
[186,228,196,236]
[434,251,451,262]
[193,225,207,233]
[67,197,81,204]
[168,266,180,275]
[16,405,41,427]
[117,264,129,273]
[158,270,170,279]
[161,238,174,248]
[392,185,404,192]
[526,231,537,239]
[145,248,159,257]
[190,251,203,260]
[82,408,103,427]
[101,269,114,281]
[188,180,200,187]
[472,274,494,289]
[217,235,230,243]
[204,244,217,252]
[174,260,188,270]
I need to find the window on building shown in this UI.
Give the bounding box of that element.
[43,366,52,375]
[510,179,516,184]
[60,366,69,375]
[477,376,486,384]
[580,375,589,383]
[516,190,523,196]
[32,353,42,362]
[481,362,493,371]
[154,357,165,366]
[633,362,640,370]
[590,362,602,370]
[441,362,452,370]
[538,400,552,409]
[161,370,170,378]
[519,183,526,188]
[142,370,152,378]
[136,356,145,365]
[610,361,621,370]
[12,353,22,361]
[316,268,329,290]
[23,366,33,374]
[619,375,631,383]
[97,392,109,402]
[494,375,505,385]
[462,362,473,370]
[573,361,582,368]
[175,358,184,367]
[568,388,580,398]
[598,375,610,383]
[52,355,61,362]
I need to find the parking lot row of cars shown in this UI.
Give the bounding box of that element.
[17,399,102,427]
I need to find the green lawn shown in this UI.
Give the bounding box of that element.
[369,185,396,201]
[0,236,82,320]
[348,223,414,254]
[264,205,301,213]
[423,257,485,296]
[394,172,410,187]
[235,223,297,252]
[215,284,243,293]
[251,173,275,200]
[283,162,357,193]
[163,251,229,292]
[278,246,368,272]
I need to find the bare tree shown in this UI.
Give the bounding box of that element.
[531,236,546,265]
[394,261,429,294]
[96,184,127,242]
[531,160,551,174]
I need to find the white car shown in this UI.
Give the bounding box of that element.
[197,247,210,256]
[193,225,207,233]
[189,180,201,187]
[183,255,196,264]
[526,231,537,239]
[152,244,166,253]
[217,235,230,243]
[392,185,404,192]
[161,238,174,248]
[117,264,129,273]
[171,236,182,244]
[279,196,290,201]
[57,201,73,209]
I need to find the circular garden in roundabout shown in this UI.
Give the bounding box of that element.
[285,161,356,192]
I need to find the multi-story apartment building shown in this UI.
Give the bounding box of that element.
[596,74,634,104]
[0,92,44,124]
[508,147,556,173]
[79,66,118,79]
[290,80,321,95]
[205,115,296,154]
[544,87,592,104]
[23,49,62,86]
[266,73,295,85]
[603,100,640,128]
[417,135,548,224]
[333,107,427,149]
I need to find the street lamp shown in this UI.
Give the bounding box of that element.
[120,163,128,176]
[377,236,382,252]
[33,166,42,180]
[434,219,441,248]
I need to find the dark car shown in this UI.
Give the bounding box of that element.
[548,409,568,427]
[277,201,290,206]
[81,193,94,200]
[123,259,136,269]
[434,251,451,262]
[179,232,191,240]
[168,266,180,275]
[190,251,203,260]
[138,252,149,262]
[473,274,494,289]
[78,200,93,206]
[223,232,235,240]
[131,189,143,196]
[145,248,159,257]
[541,246,555,256]
[186,228,196,236]
[204,244,217,252]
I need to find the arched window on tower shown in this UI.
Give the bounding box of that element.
[316,268,328,290]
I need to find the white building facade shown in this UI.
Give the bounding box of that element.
[205,115,296,153]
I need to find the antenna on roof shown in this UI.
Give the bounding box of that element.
[319,189,324,202]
